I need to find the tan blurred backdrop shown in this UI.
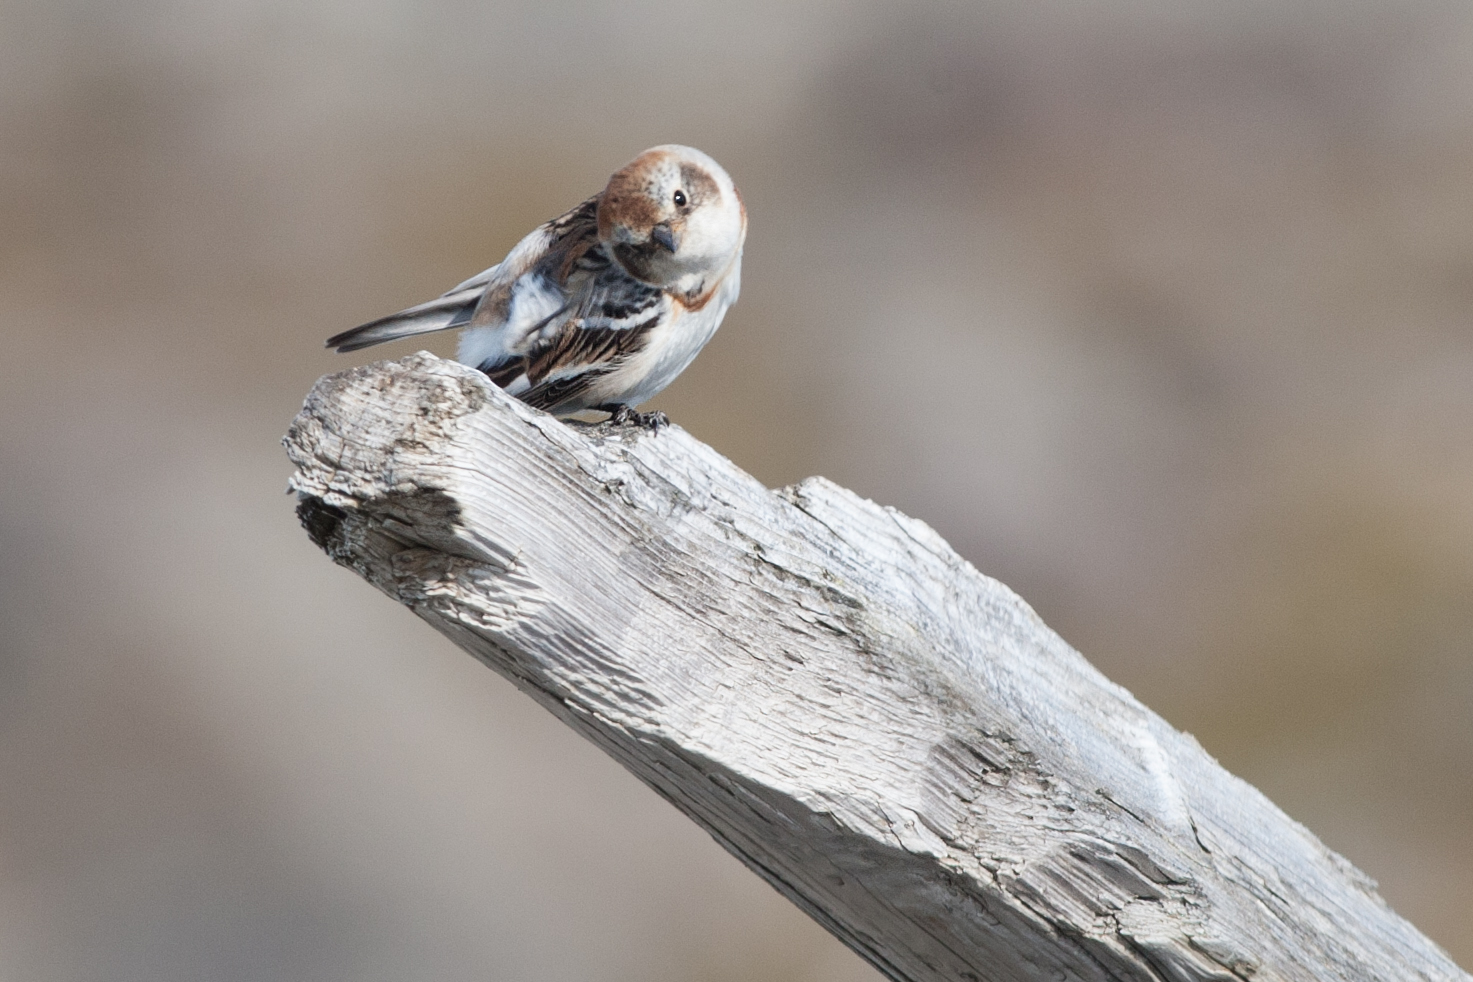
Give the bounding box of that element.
[2,0,1471,978]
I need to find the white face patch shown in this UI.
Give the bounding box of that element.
[597,145,745,293]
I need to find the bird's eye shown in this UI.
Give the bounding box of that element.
[673,189,687,207]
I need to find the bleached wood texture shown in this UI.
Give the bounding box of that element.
[285,352,1466,982]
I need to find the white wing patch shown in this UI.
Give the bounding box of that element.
[457,272,566,371]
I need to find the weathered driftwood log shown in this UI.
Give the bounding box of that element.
[284,353,1466,982]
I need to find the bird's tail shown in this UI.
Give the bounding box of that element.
[326,285,483,353]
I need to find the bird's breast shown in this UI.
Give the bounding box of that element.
[597,280,736,407]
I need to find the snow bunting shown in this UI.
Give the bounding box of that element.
[327,145,746,428]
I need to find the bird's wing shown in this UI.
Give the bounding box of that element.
[494,246,671,412]
[323,277,487,352]
[324,194,600,354]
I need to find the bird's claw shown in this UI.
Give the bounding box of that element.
[602,405,669,431]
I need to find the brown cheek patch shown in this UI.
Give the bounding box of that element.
[678,162,720,206]
[599,157,667,238]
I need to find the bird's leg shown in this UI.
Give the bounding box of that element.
[597,404,669,430]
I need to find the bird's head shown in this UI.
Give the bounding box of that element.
[597,145,746,294]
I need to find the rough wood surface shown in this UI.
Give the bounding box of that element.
[284,353,1467,982]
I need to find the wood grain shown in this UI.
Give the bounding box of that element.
[285,352,1467,982]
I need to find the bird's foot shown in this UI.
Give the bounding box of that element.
[600,405,669,431]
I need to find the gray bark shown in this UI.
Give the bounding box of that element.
[284,352,1467,982]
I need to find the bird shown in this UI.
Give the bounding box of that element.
[326,145,746,429]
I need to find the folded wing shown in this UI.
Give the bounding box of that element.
[477,241,669,413]
[324,278,488,353]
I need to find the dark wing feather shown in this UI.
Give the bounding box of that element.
[325,283,484,353]
[512,248,668,411]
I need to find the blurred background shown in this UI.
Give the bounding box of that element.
[2,0,1470,977]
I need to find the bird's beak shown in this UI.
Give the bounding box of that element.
[651,222,680,253]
